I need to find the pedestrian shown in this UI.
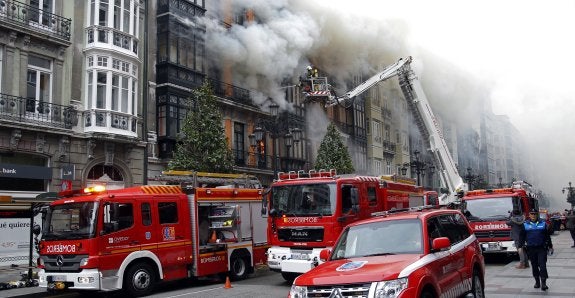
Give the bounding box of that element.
[565,209,575,247]
[521,209,553,291]
[506,209,528,269]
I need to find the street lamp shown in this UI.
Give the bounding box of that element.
[562,181,575,208]
[400,150,435,187]
[464,167,481,190]
[253,102,301,177]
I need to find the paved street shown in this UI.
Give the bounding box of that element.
[1,230,574,297]
[484,229,575,297]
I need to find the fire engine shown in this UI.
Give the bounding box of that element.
[264,169,425,281]
[309,56,468,205]
[37,172,267,296]
[460,180,539,254]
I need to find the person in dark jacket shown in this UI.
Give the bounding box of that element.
[565,209,575,247]
[520,209,553,291]
[507,209,528,268]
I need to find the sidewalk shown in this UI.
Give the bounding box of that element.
[484,229,575,298]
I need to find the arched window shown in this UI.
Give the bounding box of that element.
[86,164,125,190]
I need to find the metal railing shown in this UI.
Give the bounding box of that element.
[0,0,71,41]
[0,93,77,129]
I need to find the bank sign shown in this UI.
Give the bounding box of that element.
[0,163,52,179]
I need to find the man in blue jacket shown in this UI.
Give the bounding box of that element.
[521,209,553,291]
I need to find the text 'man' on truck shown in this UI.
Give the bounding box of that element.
[37,171,267,297]
[264,169,425,281]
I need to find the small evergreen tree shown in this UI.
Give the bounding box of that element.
[314,123,355,174]
[168,81,235,173]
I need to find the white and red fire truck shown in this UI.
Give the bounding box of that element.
[37,172,267,296]
[264,170,425,281]
[460,181,539,254]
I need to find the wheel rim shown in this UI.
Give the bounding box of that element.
[133,269,151,290]
[233,258,246,277]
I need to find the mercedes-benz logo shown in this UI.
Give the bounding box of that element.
[56,255,64,267]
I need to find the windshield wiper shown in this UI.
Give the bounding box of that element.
[361,252,396,257]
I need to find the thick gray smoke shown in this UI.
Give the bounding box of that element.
[197,1,570,209]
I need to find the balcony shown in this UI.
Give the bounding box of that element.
[86,26,139,56]
[0,93,77,129]
[0,0,71,44]
[207,78,256,107]
[158,0,206,17]
[382,139,396,155]
[83,109,138,138]
[382,107,392,119]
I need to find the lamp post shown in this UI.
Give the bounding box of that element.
[562,181,575,208]
[464,167,480,190]
[253,102,302,177]
[400,150,435,187]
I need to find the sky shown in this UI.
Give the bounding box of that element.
[203,0,575,209]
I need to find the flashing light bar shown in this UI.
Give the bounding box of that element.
[83,185,106,193]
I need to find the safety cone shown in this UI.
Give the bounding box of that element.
[224,276,232,289]
[209,230,217,243]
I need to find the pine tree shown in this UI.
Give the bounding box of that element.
[314,123,355,174]
[168,81,235,173]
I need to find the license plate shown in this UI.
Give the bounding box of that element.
[291,253,309,260]
[486,243,500,251]
[49,275,66,282]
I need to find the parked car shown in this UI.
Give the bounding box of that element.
[289,207,485,298]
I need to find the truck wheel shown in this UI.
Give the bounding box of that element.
[281,272,299,282]
[230,256,249,280]
[123,262,155,297]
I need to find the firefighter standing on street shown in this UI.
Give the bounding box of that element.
[521,209,553,291]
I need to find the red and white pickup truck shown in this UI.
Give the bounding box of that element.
[289,207,485,298]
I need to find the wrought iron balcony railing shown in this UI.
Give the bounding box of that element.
[0,0,71,41]
[0,93,77,129]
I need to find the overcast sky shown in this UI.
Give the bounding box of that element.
[310,0,575,209]
[205,0,575,209]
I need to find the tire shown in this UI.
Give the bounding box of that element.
[470,270,485,298]
[123,262,156,297]
[230,257,249,280]
[281,272,299,282]
[420,290,434,298]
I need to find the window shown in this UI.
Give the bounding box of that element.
[234,122,245,164]
[141,203,152,226]
[367,186,377,206]
[30,0,54,26]
[97,56,108,67]
[26,55,52,113]
[99,0,109,26]
[0,47,3,92]
[159,202,178,224]
[102,202,134,234]
[96,72,107,109]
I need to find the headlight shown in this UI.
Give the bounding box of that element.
[80,258,89,266]
[290,285,307,298]
[374,278,408,298]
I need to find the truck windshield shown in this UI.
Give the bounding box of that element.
[271,183,336,216]
[331,219,423,259]
[42,202,98,240]
[465,196,513,220]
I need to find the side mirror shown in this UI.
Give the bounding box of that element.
[431,237,451,251]
[32,224,41,236]
[319,248,331,262]
[269,209,278,217]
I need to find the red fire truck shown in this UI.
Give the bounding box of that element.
[264,170,424,281]
[37,172,267,296]
[460,181,539,254]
